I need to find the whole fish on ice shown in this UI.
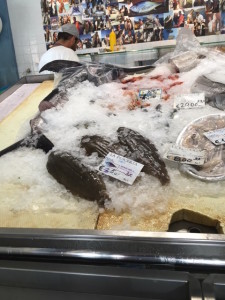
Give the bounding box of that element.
[81,127,170,185]
[191,76,225,111]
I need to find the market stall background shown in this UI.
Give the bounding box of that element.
[41,0,225,50]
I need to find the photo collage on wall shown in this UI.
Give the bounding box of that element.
[41,0,225,50]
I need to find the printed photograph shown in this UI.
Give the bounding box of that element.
[41,0,58,16]
[101,29,111,46]
[184,7,206,35]
[43,25,53,43]
[182,0,193,8]
[41,0,224,50]
[128,0,169,16]
[118,3,130,16]
[193,0,205,7]
[221,11,225,33]
[222,0,225,11]
[83,19,95,34]
[58,14,71,26]
[43,13,51,25]
[134,29,145,42]
[56,0,71,14]
[50,16,59,29]
[91,31,102,47]
[163,27,178,39]
[82,3,94,18]
[114,23,125,44]
[70,3,83,15]
[93,16,106,30]
[79,33,93,48]
[71,15,83,35]
[164,11,174,29]
[92,4,106,16]
[108,3,121,25]
[172,8,185,27]
[123,29,136,43]
[124,17,135,29]
[205,11,221,32]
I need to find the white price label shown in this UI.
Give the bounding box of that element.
[165,145,206,165]
[98,152,144,185]
[138,88,162,101]
[174,93,205,110]
[204,127,225,145]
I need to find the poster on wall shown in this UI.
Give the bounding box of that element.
[40,0,225,51]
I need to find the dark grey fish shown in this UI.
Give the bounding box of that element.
[208,94,225,111]
[81,135,128,157]
[191,76,225,110]
[39,59,154,79]
[39,60,82,73]
[47,151,110,207]
[81,128,170,185]
[117,127,170,185]
[0,134,54,158]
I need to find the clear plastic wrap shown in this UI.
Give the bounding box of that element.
[155,27,208,68]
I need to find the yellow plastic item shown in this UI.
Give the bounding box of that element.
[109,30,116,52]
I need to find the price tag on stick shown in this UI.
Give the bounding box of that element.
[165,145,206,165]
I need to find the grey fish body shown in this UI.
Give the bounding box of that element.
[81,135,129,157]
[47,151,110,206]
[191,76,225,110]
[117,127,170,185]
[80,128,170,185]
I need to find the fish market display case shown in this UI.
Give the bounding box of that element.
[0,76,225,300]
[1,41,225,298]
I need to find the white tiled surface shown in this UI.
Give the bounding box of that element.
[7,0,46,78]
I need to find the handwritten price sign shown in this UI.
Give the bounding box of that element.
[204,127,225,145]
[165,145,206,165]
[174,93,205,110]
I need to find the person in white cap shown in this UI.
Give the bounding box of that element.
[39,23,80,72]
[38,23,80,110]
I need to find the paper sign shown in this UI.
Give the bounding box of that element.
[138,88,162,101]
[98,152,144,185]
[165,145,206,165]
[204,127,225,145]
[174,93,205,110]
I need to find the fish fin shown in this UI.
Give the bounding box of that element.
[0,134,54,158]
[0,139,25,157]
[118,64,155,74]
[42,88,59,102]
[39,60,83,73]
